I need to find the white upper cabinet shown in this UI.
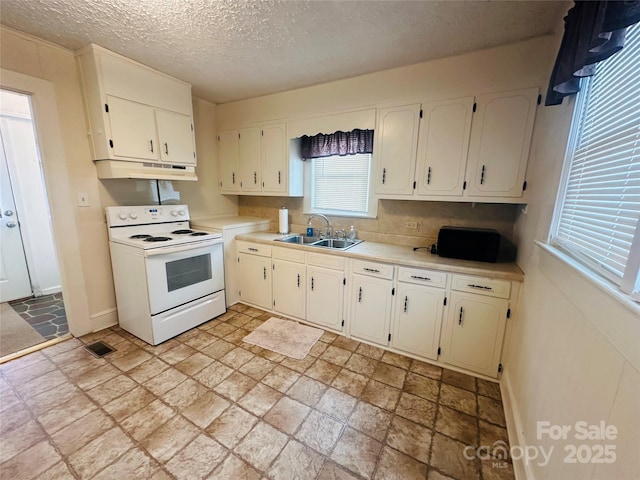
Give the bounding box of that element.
[106,96,159,161]
[239,127,262,192]
[415,97,474,197]
[373,104,421,196]
[156,110,196,165]
[77,44,197,166]
[218,130,240,193]
[374,88,538,203]
[465,88,538,197]
[218,122,302,196]
[261,124,287,193]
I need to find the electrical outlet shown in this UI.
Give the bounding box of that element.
[405,221,418,229]
[77,192,90,207]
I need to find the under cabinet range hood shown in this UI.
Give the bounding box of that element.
[95,160,198,181]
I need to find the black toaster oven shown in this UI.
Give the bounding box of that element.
[437,226,517,263]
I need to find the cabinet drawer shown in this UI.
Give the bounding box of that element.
[236,241,271,257]
[451,274,511,299]
[352,259,394,280]
[306,252,345,270]
[397,267,447,288]
[273,246,305,263]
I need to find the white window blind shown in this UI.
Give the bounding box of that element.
[552,22,640,296]
[311,153,371,215]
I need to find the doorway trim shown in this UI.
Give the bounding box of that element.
[1,68,91,337]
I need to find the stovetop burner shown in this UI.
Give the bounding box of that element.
[190,232,208,236]
[130,234,152,239]
[144,236,172,242]
[172,229,193,234]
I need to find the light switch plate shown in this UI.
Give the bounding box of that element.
[77,192,90,207]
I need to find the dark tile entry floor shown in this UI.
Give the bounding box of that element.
[9,292,68,341]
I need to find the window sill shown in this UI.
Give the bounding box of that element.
[535,241,640,315]
[302,210,377,220]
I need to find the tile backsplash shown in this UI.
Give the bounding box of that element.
[238,197,518,248]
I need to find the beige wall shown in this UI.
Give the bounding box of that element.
[502,38,640,480]
[0,26,235,334]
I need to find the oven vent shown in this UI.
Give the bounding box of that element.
[84,341,116,358]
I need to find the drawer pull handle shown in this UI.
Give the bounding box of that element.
[382,168,386,185]
[263,267,267,280]
[254,171,257,184]
[410,275,431,281]
[459,307,464,325]
[297,274,300,288]
[404,296,408,313]
[427,166,432,185]
[248,247,258,252]
[311,277,315,291]
[480,165,486,185]
[363,268,380,273]
[232,172,235,184]
[358,287,362,303]
[164,142,169,155]
[149,140,154,153]
[468,283,493,291]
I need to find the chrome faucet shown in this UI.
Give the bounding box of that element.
[307,214,331,237]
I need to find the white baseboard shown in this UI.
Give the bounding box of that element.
[90,307,118,332]
[501,368,534,480]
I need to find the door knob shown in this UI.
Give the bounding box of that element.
[4,210,14,216]
[6,221,17,228]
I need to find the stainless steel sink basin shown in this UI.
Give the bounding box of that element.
[274,234,322,245]
[310,238,363,250]
[274,234,363,250]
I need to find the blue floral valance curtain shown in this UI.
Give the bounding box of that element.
[300,129,374,159]
[545,0,640,106]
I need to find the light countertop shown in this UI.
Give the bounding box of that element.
[237,232,525,282]
[190,215,271,230]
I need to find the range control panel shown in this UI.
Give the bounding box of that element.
[106,205,190,226]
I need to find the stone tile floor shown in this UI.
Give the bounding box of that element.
[9,292,68,340]
[0,303,514,480]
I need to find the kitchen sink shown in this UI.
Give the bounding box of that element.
[274,234,363,250]
[275,234,322,244]
[310,238,362,250]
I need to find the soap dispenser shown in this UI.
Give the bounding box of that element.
[348,225,356,241]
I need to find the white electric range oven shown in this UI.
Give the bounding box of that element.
[106,205,226,345]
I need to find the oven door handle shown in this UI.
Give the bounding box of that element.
[143,239,222,257]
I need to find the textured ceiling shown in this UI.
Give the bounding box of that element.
[0,0,568,103]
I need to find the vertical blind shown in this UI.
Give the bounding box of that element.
[553,22,640,286]
[312,153,371,214]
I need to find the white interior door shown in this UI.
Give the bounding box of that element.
[0,133,31,302]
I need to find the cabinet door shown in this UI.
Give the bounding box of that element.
[272,259,306,319]
[465,88,538,198]
[392,283,445,360]
[374,104,421,196]
[155,109,196,165]
[106,96,159,161]
[440,292,508,377]
[238,253,272,310]
[350,274,392,346]
[239,127,261,192]
[261,124,287,193]
[306,266,344,331]
[416,97,473,197]
[219,131,240,193]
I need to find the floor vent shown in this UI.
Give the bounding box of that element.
[85,341,115,358]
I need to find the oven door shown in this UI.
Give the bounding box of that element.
[144,239,224,315]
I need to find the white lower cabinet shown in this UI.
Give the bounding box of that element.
[440,291,508,377]
[391,282,445,360]
[306,265,344,332]
[272,259,306,319]
[350,274,393,346]
[237,252,272,310]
